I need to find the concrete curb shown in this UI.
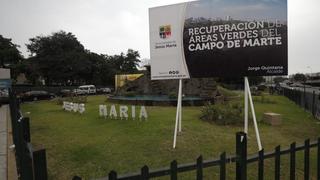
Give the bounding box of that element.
[0,105,8,180]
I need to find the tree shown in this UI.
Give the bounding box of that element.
[273,76,287,84]
[25,31,142,86]
[0,35,23,68]
[293,73,307,82]
[123,49,140,73]
[108,49,141,74]
[90,53,115,85]
[249,76,265,85]
[26,31,87,85]
[216,76,264,87]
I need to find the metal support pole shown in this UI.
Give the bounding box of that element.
[245,77,262,151]
[244,77,248,134]
[173,79,182,148]
[178,79,182,132]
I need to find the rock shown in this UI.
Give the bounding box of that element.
[263,112,282,126]
[116,73,218,98]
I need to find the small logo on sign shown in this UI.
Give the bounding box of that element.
[159,25,171,39]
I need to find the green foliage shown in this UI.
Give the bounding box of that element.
[216,76,265,87]
[168,91,177,99]
[26,31,87,85]
[123,91,136,97]
[200,102,243,125]
[0,35,23,68]
[25,31,141,86]
[56,96,87,105]
[273,77,287,83]
[106,49,141,74]
[293,73,307,82]
[217,86,238,97]
[251,90,262,96]
[0,35,24,81]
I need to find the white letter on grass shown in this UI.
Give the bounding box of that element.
[110,105,117,119]
[73,103,79,112]
[139,106,148,121]
[79,104,85,114]
[132,106,136,120]
[99,105,107,118]
[119,105,128,120]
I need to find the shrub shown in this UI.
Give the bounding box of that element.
[168,91,177,99]
[251,90,262,96]
[200,102,244,125]
[123,91,136,97]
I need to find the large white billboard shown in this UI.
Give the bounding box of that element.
[149,0,288,80]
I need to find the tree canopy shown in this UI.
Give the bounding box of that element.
[22,31,141,86]
[0,35,23,68]
[293,73,307,82]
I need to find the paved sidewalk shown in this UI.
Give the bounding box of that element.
[0,105,8,180]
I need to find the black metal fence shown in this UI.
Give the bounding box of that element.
[282,87,320,119]
[74,132,320,180]
[8,90,48,180]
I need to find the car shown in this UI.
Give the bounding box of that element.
[0,88,9,104]
[73,88,86,95]
[20,91,56,102]
[97,87,112,94]
[59,89,73,97]
[73,85,96,95]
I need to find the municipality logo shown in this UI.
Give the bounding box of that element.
[159,25,171,39]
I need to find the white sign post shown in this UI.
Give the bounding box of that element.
[173,79,183,148]
[244,77,262,151]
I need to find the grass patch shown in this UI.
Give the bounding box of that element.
[21,94,320,179]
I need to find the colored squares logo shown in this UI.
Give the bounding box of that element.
[159,25,171,39]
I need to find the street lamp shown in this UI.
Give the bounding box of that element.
[307,66,313,76]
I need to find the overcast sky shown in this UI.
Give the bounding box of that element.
[0,0,319,75]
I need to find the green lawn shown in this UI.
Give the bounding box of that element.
[21,94,320,179]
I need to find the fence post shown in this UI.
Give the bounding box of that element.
[22,117,31,142]
[236,132,247,180]
[141,165,149,180]
[290,142,296,180]
[304,85,307,110]
[9,90,22,174]
[304,139,310,180]
[258,149,264,180]
[312,91,316,117]
[17,119,34,180]
[295,90,298,105]
[33,148,48,180]
[317,138,320,180]
[72,176,82,180]
[275,146,281,180]
[196,155,203,180]
[8,90,19,145]
[109,170,117,180]
[170,160,177,180]
[220,152,226,180]
[299,89,302,106]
